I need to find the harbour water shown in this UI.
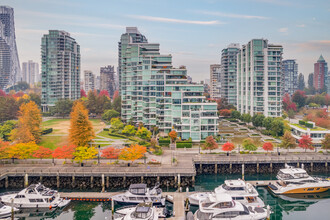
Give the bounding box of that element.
[3,173,330,220]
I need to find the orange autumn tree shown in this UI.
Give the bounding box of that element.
[169,130,177,143]
[262,142,274,153]
[69,101,95,147]
[119,144,146,163]
[7,142,39,159]
[33,146,53,159]
[202,136,219,152]
[52,145,76,160]
[222,142,235,152]
[10,101,42,143]
[0,140,11,159]
[101,147,121,159]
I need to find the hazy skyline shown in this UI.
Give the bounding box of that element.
[3,0,330,82]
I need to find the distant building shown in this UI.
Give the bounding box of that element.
[84,70,95,92]
[283,59,298,96]
[100,65,116,97]
[313,55,328,92]
[22,60,39,84]
[0,6,20,90]
[237,39,283,117]
[95,75,100,91]
[41,30,80,112]
[210,64,221,99]
[220,43,240,105]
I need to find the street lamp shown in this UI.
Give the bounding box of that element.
[98,145,100,165]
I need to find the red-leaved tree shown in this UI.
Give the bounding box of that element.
[99,90,110,98]
[219,109,231,117]
[298,135,313,152]
[262,142,274,153]
[202,136,219,152]
[101,147,121,159]
[80,89,87,97]
[113,90,119,100]
[52,145,76,160]
[33,146,53,159]
[222,142,235,152]
[0,89,6,97]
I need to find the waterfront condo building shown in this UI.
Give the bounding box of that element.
[119,27,218,141]
[283,59,298,96]
[100,65,116,97]
[210,64,221,99]
[220,43,240,105]
[41,30,80,112]
[84,70,95,92]
[313,55,328,93]
[22,60,39,85]
[0,6,20,90]
[237,39,283,117]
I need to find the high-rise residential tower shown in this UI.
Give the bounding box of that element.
[22,60,39,85]
[237,39,283,117]
[0,6,20,90]
[100,65,116,97]
[119,27,218,141]
[41,30,80,112]
[210,64,221,99]
[84,70,95,92]
[283,59,298,96]
[118,27,147,93]
[313,55,328,92]
[220,43,240,105]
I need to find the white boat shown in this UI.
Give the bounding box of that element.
[0,183,70,210]
[268,165,330,194]
[112,183,165,206]
[114,202,159,220]
[0,202,19,218]
[189,179,264,207]
[194,193,269,220]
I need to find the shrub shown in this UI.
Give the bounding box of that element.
[41,128,53,135]
[299,120,306,126]
[305,122,314,128]
[103,128,109,131]
[261,130,272,135]
[176,142,192,148]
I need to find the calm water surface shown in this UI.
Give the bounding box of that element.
[5,173,330,220]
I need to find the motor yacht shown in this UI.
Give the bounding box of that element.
[0,202,19,218]
[0,183,70,209]
[114,202,159,220]
[268,165,330,194]
[189,179,264,207]
[112,183,165,206]
[194,193,269,220]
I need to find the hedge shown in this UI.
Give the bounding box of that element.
[159,139,170,146]
[176,142,192,148]
[107,133,128,139]
[299,120,306,126]
[305,122,313,128]
[103,128,109,131]
[42,128,53,135]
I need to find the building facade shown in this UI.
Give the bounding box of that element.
[0,6,20,90]
[41,30,80,112]
[84,70,95,92]
[22,60,39,84]
[220,43,240,105]
[100,65,116,97]
[283,59,298,96]
[237,39,283,117]
[313,55,328,92]
[210,64,221,99]
[119,27,218,141]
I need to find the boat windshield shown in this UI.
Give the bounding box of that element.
[214,201,234,209]
[222,184,244,191]
[278,171,294,179]
[132,207,151,218]
[294,173,310,178]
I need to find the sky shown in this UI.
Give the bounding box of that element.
[3,0,330,82]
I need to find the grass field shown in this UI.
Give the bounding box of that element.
[40,118,106,149]
[97,131,127,139]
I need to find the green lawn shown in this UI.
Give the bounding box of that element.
[39,136,67,150]
[42,119,68,127]
[97,131,127,139]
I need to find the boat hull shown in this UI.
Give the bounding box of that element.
[114,200,164,207]
[269,186,329,195]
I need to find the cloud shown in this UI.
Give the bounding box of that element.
[196,10,269,19]
[297,24,306,28]
[278,27,288,33]
[127,15,222,25]
[296,40,330,51]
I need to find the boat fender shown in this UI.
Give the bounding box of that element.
[49,205,52,210]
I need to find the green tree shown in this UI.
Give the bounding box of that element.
[280,131,297,151]
[16,81,30,91]
[252,114,265,128]
[110,118,124,133]
[0,120,17,141]
[271,118,284,137]
[29,93,41,108]
[292,90,307,109]
[73,146,98,164]
[241,113,252,124]
[136,127,152,140]
[52,99,74,118]
[262,117,273,131]
[97,94,112,115]
[122,125,136,136]
[322,134,330,149]
[113,96,121,114]
[0,96,19,123]
[231,110,241,119]
[102,109,119,122]
[86,90,98,115]
[242,138,258,152]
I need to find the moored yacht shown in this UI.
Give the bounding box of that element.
[268,165,330,194]
[189,179,264,207]
[194,193,269,220]
[0,183,70,209]
[0,202,18,218]
[114,202,159,220]
[112,183,165,206]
